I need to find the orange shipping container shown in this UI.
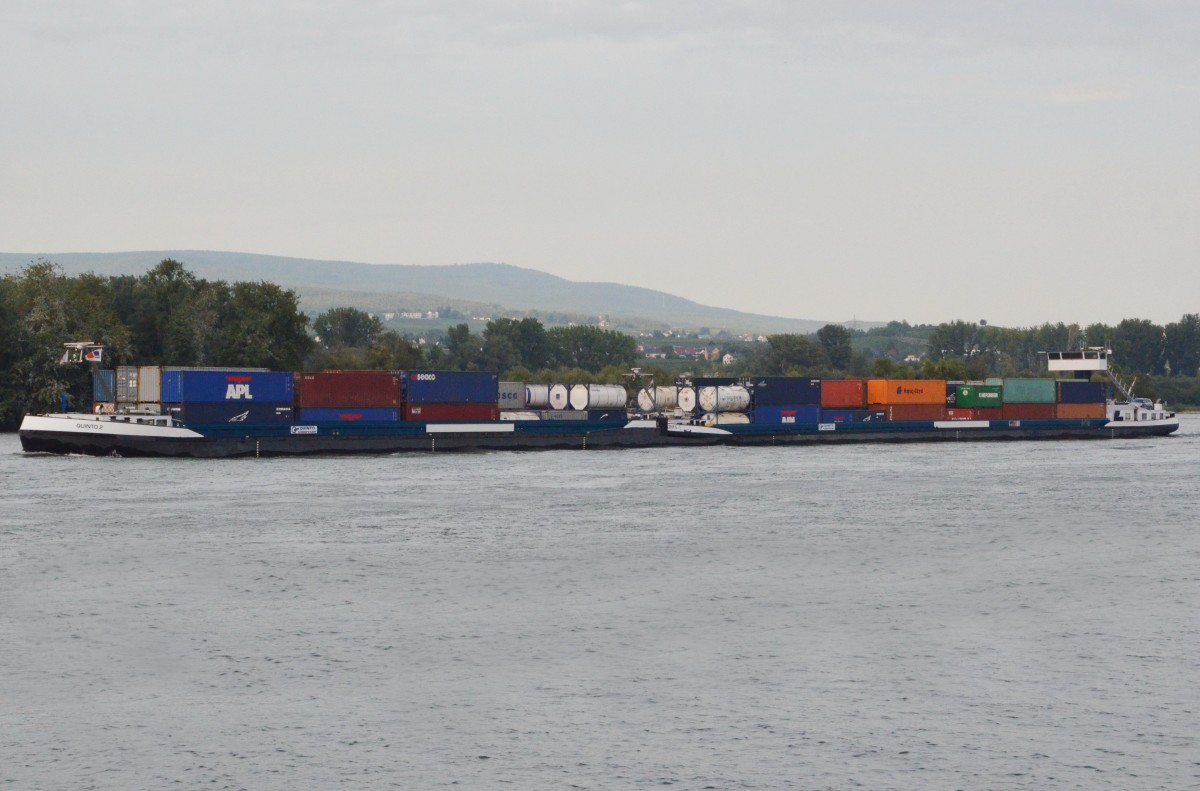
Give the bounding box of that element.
[867,379,947,406]
[1055,403,1106,420]
[820,379,866,408]
[885,404,946,421]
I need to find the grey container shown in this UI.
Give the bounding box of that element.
[115,365,139,403]
[498,382,527,409]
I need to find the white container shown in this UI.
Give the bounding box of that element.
[500,410,540,421]
[569,383,627,411]
[137,366,161,403]
[703,411,750,425]
[525,384,550,408]
[637,386,678,412]
[548,383,571,410]
[698,385,750,413]
[677,386,697,412]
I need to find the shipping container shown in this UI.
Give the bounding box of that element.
[698,385,751,413]
[525,384,551,408]
[867,379,947,406]
[752,405,821,425]
[693,376,742,388]
[93,369,116,403]
[943,408,976,420]
[138,366,162,402]
[568,383,627,411]
[819,408,887,423]
[1056,403,1107,419]
[297,407,401,423]
[1057,380,1106,404]
[116,365,139,403]
[498,382,526,409]
[161,370,294,404]
[402,403,499,421]
[295,371,401,408]
[403,371,498,404]
[637,386,678,412]
[500,411,541,420]
[820,379,867,408]
[1000,403,1057,420]
[548,384,570,410]
[677,386,697,412]
[538,409,589,421]
[167,402,293,426]
[955,384,1003,408]
[703,412,750,425]
[586,410,628,422]
[749,377,821,406]
[885,404,947,421]
[974,407,1003,420]
[1001,378,1056,404]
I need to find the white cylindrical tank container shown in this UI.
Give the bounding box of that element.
[703,412,750,425]
[569,383,627,411]
[698,385,751,413]
[525,383,550,408]
[637,386,678,412]
[678,386,697,412]
[548,383,571,410]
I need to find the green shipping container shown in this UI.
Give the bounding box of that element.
[956,384,1004,408]
[1001,378,1056,404]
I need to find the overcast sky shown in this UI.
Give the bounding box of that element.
[3,1,1196,326]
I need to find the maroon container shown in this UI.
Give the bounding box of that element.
[885,404,946,421]
[974,407,1003,420]
[402,403,499,421]
[820,379,866,408]
[1001,403,1056,420]
[295,371,402,408]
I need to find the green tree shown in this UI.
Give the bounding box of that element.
[218,281,312,369]
[365,331,425,370]
[546,326,636,371]
[1113,318,1165,375]
[313,307,385,351]
[761,334,827,374]
[815,324,853,370]
[1164,314,1200,377]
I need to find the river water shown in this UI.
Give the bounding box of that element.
[2,419,1199,790]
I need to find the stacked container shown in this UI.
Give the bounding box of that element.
[402,371,499,421]
[1055,379,1107,419]
[162,369,294,427]
[866,379,947,421]
[1000,377,1057,420]
[295,370,402,424]
[820,379,867,410]
[751,377,821,425]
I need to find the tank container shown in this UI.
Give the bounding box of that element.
[820,409,886,423]
[1057,380,1106,404]
[698,385,751,413]
[820,379,866,408]
[548,384,570,410]
[137,366,161,402]
[498,382,526,409]
[93,369,116,403]
[298,407,401,423]
[295,371,402,408]
[569,383,627,411]
[160,370,294,404]
[955,384,1003,408]
[403,371,498,404]
[750,377,821,406]
[677,387,697,412]
[167,402,293,426]
[867,379,947,406]
[402,403,499,421]
[884,404,946,421]
[1056,403,1106,419]
[525,384,550,408]
[636,386,678,412]
[1001,378,1056,404]
[752,405,821,425]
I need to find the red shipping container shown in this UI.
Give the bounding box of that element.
[974,407,1003,420]
[886,404,946,421]
[821,379,866,408]
[1001,403,1056,420]
[296,371,401,408]
[1056,403,1106,419]
[402,403,499,421]
[943,408,975,420]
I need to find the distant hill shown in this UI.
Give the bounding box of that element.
[0,250,838,334]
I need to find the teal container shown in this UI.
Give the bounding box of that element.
[956,384,1003,408]
[1002,378,1056,404]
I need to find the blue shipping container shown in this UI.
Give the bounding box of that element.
[586,409,627,422]
[693,376,741,388]
[297,407,401,423]
[750,377,821,406]
[161,370,294,403]
[820,409,888,423]
[753,405,821,425]
[93,369,116,402]
[403,371,498,404]
[1057,380,1106,404]
[167,402,293,426]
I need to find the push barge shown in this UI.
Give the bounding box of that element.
[18,347,1178,458]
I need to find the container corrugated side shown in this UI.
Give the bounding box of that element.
[752,405,821,425]
[955,384,1003,408]
[1057,380,1106,404]
[820,379,866,408]
[137,366,161,403]
[93,370,116,403]
[116,365,139,403]
[819,408,886,423]
[867,379,947,406]
[161,370,294,403]
[403,371,498,404]
[167,402,293,426]
[1001,403,1056,420]
[295,371,401,408]
[749,377,821,406]
[885,404,946,421]
[498,382,526,409]
[297,407,401,422]
[1001,378,1056,404]
[402,403,499,421]
[1056,403,1106,419]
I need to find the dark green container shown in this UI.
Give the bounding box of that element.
[956,384,1004,408]
[1001,378,1056,404]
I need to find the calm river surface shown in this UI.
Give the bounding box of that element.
[3,419,1199,790]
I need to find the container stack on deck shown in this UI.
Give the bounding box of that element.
[402,371,499,421]
[295,371,402,424]
[161,369,294,427]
